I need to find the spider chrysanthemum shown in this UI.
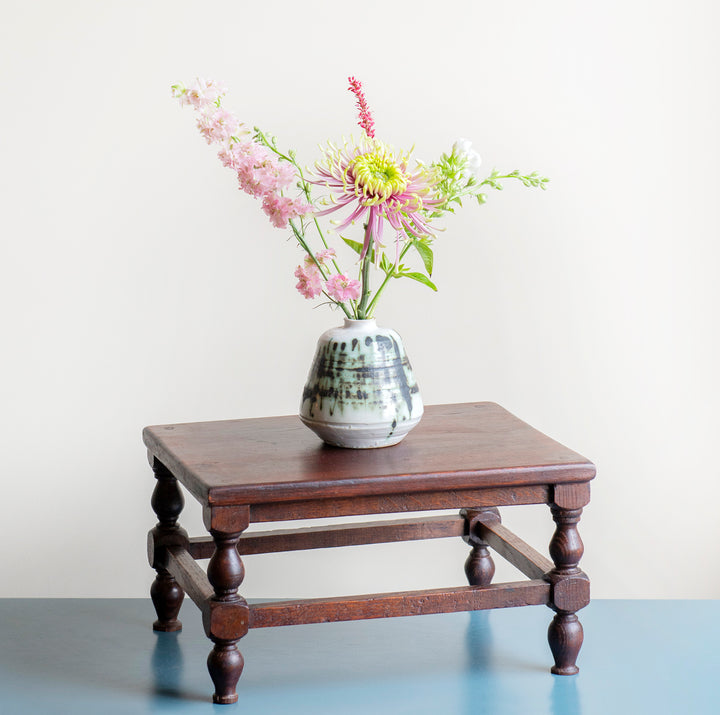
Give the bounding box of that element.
[312,136,442,260]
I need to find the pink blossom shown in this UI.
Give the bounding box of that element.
[325,273,361,302]
[236,152,274,197]
[173,78,227,109]
[316,248,336,263]
[196,107,240,145]
[304,248,336,270]
[188,78,227,109]
[276,161,297,189]
[254,160,295,193]
[173,77,313,233]
[262,193,313,229]
[294,265,323,299]
[312,136,442,261]
[231,143,298,198]
[218,140,254,170]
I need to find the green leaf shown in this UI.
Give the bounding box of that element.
[379,254,394,274]
[412,240,434,276]
[399,272,438,291]
[342,237,365,256]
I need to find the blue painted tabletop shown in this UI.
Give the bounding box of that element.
[0,599,717,714]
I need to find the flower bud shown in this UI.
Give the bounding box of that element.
[453,137,473,157]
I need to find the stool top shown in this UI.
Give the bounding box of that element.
[143,402,594,506]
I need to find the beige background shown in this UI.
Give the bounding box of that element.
[2,0,719,598]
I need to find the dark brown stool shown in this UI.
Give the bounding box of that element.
[145,402,594,704]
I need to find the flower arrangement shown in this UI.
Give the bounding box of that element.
[171,77,548,320]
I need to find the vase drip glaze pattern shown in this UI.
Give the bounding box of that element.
[299,319,423,448]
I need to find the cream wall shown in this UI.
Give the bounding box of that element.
[2,0,719,598]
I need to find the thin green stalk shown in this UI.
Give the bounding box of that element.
[364,242,413,318]
[289,218,352,320]
[288,219,326,277]
[354,216,378,319]
[256,129,350,292]
[355,254,373,319]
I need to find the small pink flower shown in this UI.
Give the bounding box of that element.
[316,248,336,263]
[230,143,298,198]
[254,161,291,193]
[177,78,227,109]
[304,248,336,270]
[236,146,275,196]
[218,140,252,170]
[294,265,323,299]
[276,161,297,190]
[196,107,240,145]
[325,273,361,303]
[262,193,313,229]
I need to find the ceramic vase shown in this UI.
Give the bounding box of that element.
[299,318,423,448]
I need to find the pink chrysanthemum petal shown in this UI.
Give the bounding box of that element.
[311,136,441,260]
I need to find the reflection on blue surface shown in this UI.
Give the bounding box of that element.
[551,676,581,715]
[0,599,718,713]
[151,630,184,699]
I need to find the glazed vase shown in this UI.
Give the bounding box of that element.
[299,318,423,448]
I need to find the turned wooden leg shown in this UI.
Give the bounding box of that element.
[208,641,244,705]
[147,459,188,632]
[461,508,500,587]
[204,507,250,705]
[546,494,590,676]
[548,612,584,675]
[150,572,184,632]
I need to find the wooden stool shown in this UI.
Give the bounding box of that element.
[145,402,594,704]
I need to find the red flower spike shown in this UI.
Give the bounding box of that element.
[348,76,375,139]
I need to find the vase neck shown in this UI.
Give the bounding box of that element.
[343,318,377,329]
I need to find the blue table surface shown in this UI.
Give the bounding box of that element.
[0,598,718,714]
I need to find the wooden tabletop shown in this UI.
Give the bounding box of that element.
[143,402,595,506]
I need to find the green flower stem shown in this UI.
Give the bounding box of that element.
[255,129,349,282]
[364,242,413,318]
[253,125,347,317]
[355,253,373,319]
[355,218,377,319]
[288,218,352,320]
[288,219,325,276]
[338,297,353,321]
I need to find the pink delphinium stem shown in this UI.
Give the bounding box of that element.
[173,79,310,230]
[348,77,375,139]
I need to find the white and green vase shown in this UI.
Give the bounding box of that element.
[299,318,423,449]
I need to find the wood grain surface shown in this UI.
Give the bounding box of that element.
[143,402,595,506]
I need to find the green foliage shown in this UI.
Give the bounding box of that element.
[371,244,438,294]
[429,149,549,219]
[249,127,546,315]
[379,253,394,274]
[250,128,548,314]
[479,169,550,192]
[411,238,434,276]
[342,237,365,256]
[398,271,438,291]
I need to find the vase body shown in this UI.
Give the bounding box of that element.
[299,319,423,448]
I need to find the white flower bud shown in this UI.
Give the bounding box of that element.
[466,150,483,179]
[453,137,473,157]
